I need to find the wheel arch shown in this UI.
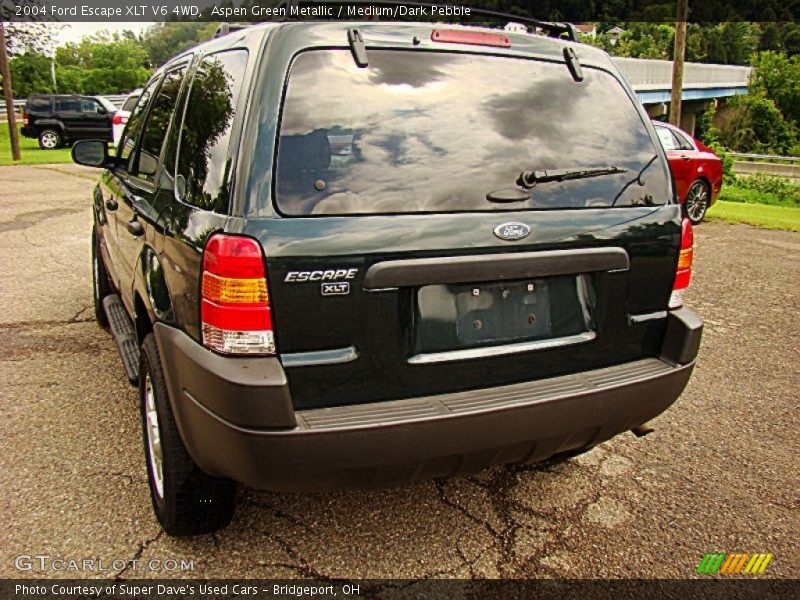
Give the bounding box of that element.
[134,245,176,345]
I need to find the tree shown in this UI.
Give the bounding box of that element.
[2,22,60,56]
[8,52,53,97]
[717,95,796,155]
[55,37,151,94]
[749,51,800,125]
[142,22,218,67]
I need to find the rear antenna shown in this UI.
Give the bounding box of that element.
[348,29,368,68]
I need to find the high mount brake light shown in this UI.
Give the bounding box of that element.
[669,218,694,309]
[201,234,275,355]
[431,29,512,48]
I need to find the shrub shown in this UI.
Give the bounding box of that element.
[716,94,797,156]
[707,141,738,186]
[735,173,800,206]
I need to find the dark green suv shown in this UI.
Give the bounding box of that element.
[72,16,702,536]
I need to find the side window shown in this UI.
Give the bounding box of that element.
[56,98,80,112]
[176,50,248,213]
[121,94,141,112]
[118,77,161,167]
[673,130,695,151]
[80,99,102,114]
[655,126,679,151]
[135,66,187,183]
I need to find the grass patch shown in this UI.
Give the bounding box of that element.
[707,200,800,232]
[0,123,73,166]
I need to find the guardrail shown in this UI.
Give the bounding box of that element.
[728,152,800,163]
[0,94,130,115]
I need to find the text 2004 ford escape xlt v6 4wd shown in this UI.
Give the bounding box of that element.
[72,17,703,536]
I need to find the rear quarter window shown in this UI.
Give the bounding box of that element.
[28,97,51,111]
[275,50,670,216]
[175,49,248,214]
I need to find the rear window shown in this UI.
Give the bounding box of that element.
[121,94,141,112]
[28,97,51,111]
[275,50,670,216]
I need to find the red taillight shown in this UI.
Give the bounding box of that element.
[200,233,274,355]
[431,29,512,48]
[670,218,694,308]
[112,114,128,126]
[23,113,29,127]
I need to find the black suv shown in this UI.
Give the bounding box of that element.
[22,94,116,149]
[72,15,703,536]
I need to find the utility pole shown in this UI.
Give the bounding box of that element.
[0,21,21,161]
[669,0,688,128]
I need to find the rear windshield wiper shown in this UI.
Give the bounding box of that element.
[516,166,627,190]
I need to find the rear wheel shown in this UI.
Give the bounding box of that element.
[38,128,62,150]
[684,180,710,224]
[92,227,111,327]
[139,334,237,536]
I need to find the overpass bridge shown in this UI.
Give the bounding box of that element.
[612,57,751,134]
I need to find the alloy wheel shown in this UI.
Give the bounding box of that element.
[686,182,708,223]
[144,373,165,499]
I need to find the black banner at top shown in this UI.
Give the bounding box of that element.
[2,0,799,23]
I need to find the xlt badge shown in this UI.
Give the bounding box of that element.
[321,282,350,296]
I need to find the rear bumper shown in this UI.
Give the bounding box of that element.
[154,308,702,491]
[20,126,35,139]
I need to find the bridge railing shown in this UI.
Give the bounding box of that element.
[612,57,751,91]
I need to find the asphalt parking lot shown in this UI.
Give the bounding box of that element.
[1,163,797,580]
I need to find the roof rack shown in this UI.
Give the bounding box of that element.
[275,1,578,42]
[213,23,251,39]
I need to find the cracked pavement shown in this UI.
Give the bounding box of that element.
[0,164,797,579]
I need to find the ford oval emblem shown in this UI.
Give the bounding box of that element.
[494,222,531,241]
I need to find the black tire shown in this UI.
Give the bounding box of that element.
[92,227,111,328]
[684,179,710,225]
[38,128,62,150]
[139,334,237,536]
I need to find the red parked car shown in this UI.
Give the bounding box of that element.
[653,121,723,224]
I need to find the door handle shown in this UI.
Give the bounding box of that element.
[105,199,118,211]
[680,155,691,161]
[127,219,145,237]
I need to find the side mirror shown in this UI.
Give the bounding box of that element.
[72,139,113,169]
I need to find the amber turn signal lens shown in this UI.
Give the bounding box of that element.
[202,272,268,305]
[677,247,693,270]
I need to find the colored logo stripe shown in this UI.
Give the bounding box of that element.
[697,553,726,574]
[698,553,773,574]
[744,553,773,574]
[720,553,748,573]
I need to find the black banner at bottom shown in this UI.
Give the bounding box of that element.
[2,579,799,600]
